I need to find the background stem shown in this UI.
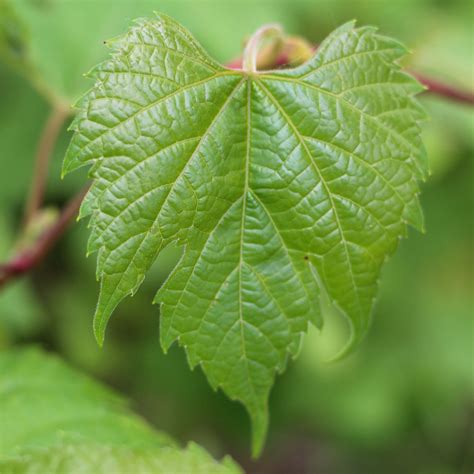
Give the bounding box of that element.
[411,72,474,105]
[0,185,89,289]
[23,106,70,229]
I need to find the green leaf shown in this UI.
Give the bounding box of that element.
[63,13,427,455]
[0,347,171,454]
[0,347,241,474]
[0,442,240,474]
[0,0,28,72]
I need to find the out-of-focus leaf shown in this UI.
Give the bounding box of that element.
[0,347,241,473]
[0,347,173,453]
[0,441,241,474]
[0,0,29,71]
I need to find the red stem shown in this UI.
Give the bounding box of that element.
[411,72,474,105]
[0,185,89,289]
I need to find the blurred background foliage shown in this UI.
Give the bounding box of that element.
[0,0,472,473]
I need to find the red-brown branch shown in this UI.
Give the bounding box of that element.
[411,72,474,105]
[0,185,89,289]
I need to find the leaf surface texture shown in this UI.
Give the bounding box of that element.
[63,13,427,454]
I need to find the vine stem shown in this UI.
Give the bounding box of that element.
[410,72,474,105]
[0,185,89,289]
[23,105,70,228]
[228,49,474,106]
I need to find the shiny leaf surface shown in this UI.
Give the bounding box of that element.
[63,13,427,454]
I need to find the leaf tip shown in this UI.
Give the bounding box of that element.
[343,19,357,30]
[94,324,105,348]
[93,286,114,348]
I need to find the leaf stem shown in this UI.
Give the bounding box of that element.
[0,185,89,289]
[242,24,284,73]
[410,72,474,105]
[23,105,71,228]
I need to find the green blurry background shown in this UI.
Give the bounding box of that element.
[0,0,472,472]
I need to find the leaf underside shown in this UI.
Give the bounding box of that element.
[63,12,427,455]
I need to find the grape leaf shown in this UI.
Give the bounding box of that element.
[63,13,427,455]
[0,347,241,474]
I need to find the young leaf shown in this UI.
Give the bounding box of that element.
[0,348,241,474]
[63,13,427,455]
